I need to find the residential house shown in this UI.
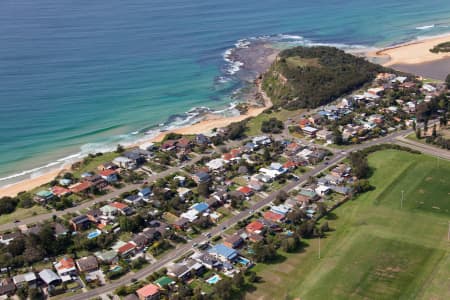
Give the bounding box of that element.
[177,187,192,200]
[86,209,103,224]
[52,186,72,198]
[206,158,226,172]
[246,220,264,234]
[166,263,191,281]
[136,283,160,300]
[100,169,118,183]
[0,278,15,296]
[124,194,144,206]
[195,134,210,146]
[113,156,136,170]
[123,149,149,166]
[191,202,209,214]
[263,211,285,223]
[85,175,108,190]
[111,202,134,215]
[76,256,99,273]
[173,217,189,230]
[55,257,77,277]
[271,204,290,215]
[154,276,175,289]
[138,187,152,201]
[69,181,92,194]
[208,244,238,262]
[237,186,253,197]
[70,215,90,231]
[161,140,177,152]
[13,272,37,289]
[247,180,263,192]
[100,204,118,218]
[185,258,206,276]
[223,235,244,249]
[95,250,118,265]
[316,130,334,141]
[192,252,221,270]
[176,137,192,153]
[252,135,271,146]
[286,142,302,155]
[34,190,54,204]
[302,126,319,137]
[117,242,137,257]
[97,161,118,171]
[315,185,331,196]
[132,233,150,250]
[0,231,22,245]
[192,171,210,184]
[38,269,61,286]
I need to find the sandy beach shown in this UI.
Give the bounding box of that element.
[368,34,450,80]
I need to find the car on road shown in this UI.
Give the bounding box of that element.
[14,220,20,223]
[193,242,198,247]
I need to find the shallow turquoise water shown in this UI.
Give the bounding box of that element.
[1,0,450,184]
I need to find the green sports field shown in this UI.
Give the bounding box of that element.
[247,150,450,300]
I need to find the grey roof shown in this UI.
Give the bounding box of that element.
[38,269,61,285]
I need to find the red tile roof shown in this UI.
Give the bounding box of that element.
[222,153,232,161]
[100,169,116,177]
[110,202,128,210]
[246,220,264,233]
[69,181,92,193]
[52,186,71,197]
[57,257,75,270]
[263,211,285,222]
[237,186,253,195]
[137,283,160,298]
[118,242,136,255]
[283,161,297,169]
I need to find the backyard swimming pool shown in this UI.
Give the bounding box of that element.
[206,274,221,284]
[237,256,251,266]
[87,229,102,239]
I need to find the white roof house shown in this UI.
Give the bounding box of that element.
[206,158,226,171]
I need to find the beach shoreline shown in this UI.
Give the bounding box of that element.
[367,33,450,80]
[0,43,276,198]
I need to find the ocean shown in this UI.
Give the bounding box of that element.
[1,0,450,186]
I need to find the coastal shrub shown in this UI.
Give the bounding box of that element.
[430,41,450,53]
[261,117,284,133]
[0,196,19,215]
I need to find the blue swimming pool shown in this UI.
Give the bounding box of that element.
[206,274,221,284]
[110,265,122,273]
[87,229,101,239]
[237,256,250,266]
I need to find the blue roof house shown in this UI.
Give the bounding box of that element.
[192,202,209,214]
[138,187,152,200]
[208,244,238,262]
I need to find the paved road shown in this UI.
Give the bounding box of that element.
[66,129,422,300]
[394,137,450,161]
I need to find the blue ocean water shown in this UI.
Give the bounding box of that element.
[1,0,450,185]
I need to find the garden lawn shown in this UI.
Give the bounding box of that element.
[247,150,450,300]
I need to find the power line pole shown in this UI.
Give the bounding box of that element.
[318,235,321,259]
[401,190,404,209]
[448,221,450,242]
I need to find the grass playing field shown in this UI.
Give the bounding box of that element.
[247,150,450,300]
